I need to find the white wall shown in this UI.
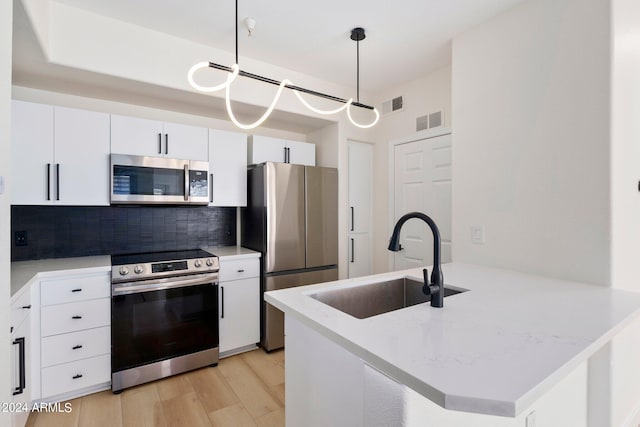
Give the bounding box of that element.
[371,66,453,274]
[610,0,640,424]
[0,0,12,424]
[451,0,611,286]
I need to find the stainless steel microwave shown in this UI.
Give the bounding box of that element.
[110,154,209,205]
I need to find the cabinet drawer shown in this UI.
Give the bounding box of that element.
[42,326,110,368]
[10,289,31,332]
[41,354,110,398]
[219,258,260,281]
[41,273,110,306]
[41,298,110,337]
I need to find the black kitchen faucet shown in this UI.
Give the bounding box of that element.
[388,212,444,308]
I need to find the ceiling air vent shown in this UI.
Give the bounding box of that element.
[382,96,404,115]
[416,110,444,131]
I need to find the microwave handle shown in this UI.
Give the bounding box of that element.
[184,164,189,201]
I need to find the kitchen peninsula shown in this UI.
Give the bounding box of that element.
[265,263,640,426]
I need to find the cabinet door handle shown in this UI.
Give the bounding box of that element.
[351,238,355,263]
[21,305,31,310]
[287,147,291,163]
[71,288,82,293]
[72,374,83,380]
[72,345,83,350]
[72,315,82,320]
[283,147,287,163]
[165,134,169,155]
[210,174,214,203]
[184,164,189,201]
[46,163,51,201]
[12,337,25,396]
[221,286,224,319]
[350,207,354,231]
[237,269,244,273]
[56,164,60,201]
[158,133,162,154]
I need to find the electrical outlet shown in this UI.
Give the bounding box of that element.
[15,230,28,247]
[471,225,485,244]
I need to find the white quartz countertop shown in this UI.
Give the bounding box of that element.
[11,255,111,297]
[265,262,640,417]
[202,245,261,260]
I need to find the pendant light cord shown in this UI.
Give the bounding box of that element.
[235,0,239,64]
[356,38,360,103]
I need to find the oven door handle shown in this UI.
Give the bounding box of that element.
[112,273,218,296]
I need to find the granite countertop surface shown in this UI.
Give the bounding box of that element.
[265,262,640,417]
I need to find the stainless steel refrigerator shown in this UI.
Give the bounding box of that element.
[242,162,338,351]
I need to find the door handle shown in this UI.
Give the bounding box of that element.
[71,288,82,293]
[184,164,189,201]
[210,174,214,203]
[56,164,60,201]
[221,286,224,319]
[72,374,83,380]
[158,133,162,154]
[350,207,354,231]
[283,147,287,163]
[46,163,51,201]
[165,134,169,155]
[72,345,83,350]
[12,337,25,395]
[350,238,355,263]
[72,315,82,319]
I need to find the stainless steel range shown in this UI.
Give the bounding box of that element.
[110,249,219,393]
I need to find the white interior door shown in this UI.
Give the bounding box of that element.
[393,133,452,271]
[348,141,373,278]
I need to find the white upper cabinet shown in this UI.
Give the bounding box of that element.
[11,101,54,205]
[54,107,111,206]
[11,101,110,206]
[248,135,315,166]
[209,129,247,207]
[111,115,208,161]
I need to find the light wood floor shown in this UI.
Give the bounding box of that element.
[26,349,285,427]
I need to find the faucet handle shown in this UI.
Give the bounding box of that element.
[422,268,431,294]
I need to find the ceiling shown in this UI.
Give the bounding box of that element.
[49,0,525,94]
[12,0,525,133]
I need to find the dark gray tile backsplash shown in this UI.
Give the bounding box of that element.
[11,205,236,261]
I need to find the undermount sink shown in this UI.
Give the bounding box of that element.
[309,277,468,319]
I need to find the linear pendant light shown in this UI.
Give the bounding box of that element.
[187,0,379,129]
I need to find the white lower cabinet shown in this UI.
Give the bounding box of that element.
[41,355,111,398]
[218,257,260,356]
[10,287,31,427]
[37,272,111,401]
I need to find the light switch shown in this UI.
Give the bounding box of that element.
[471,225,485,244]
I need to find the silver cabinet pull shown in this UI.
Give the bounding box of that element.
[184,164,189,201]
[210,174,214,203]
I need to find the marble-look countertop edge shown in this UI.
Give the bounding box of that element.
[201,245,261,260]
[265,262,640,418]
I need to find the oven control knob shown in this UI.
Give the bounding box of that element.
[206,259,213,267]
[194,259,202,268]
[118,266,129,276]
[134,265,144,274]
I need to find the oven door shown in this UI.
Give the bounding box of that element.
[111,274,219,374]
